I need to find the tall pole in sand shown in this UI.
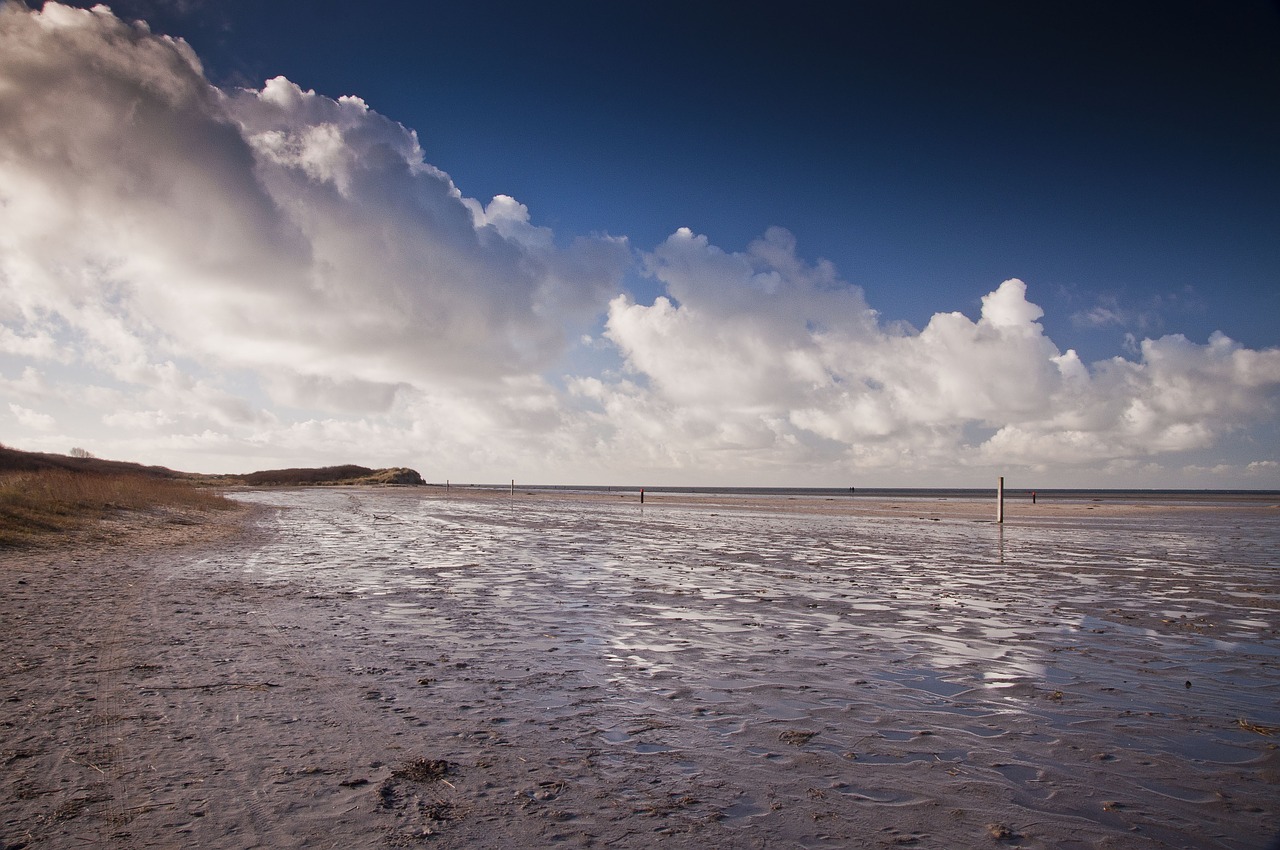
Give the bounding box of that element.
[997,476,1005,524]
[511,479,515,497]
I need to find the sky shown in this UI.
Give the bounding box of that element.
[1,0,1278,487]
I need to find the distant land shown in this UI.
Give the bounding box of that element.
[0,445,424,487]
[237,465,425,486]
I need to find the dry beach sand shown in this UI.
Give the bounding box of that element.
[2,488,1278,848]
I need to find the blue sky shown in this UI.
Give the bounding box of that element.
[166,0,1280,354]
[1,1,1278,486]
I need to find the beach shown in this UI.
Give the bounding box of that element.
[2,488,1278,848]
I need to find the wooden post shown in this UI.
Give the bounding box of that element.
[511,479,515,497]
[640,487,645,504]
[997,476,1005,524]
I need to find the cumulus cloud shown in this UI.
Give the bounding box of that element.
[0,3,1276,485]
[8,403,56,431]
[585,229,1280,480]
[0,2,628,403]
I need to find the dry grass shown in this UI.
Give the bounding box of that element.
[0,469,233,547]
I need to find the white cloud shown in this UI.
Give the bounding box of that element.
[588,229,1280,481]
[0,366,49,402]
[0,2,627,402]
[0,325,66,361]
[0,3,1276,485]
[101,409,176,430]
[8,403,55,431]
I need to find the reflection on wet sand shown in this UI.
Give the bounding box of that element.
[214,488,1278,847]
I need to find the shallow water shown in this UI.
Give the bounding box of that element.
[210,489,1278,847]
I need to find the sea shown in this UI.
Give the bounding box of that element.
[465,483,1280,507]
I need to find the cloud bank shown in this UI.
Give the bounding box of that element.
[582,231,1280,481]
[1,3,1277,485]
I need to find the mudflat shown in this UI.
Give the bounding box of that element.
[2,489,1277,848]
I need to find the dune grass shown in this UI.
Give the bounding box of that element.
[0,469,233,546]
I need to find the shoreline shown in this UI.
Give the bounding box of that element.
[406,483,1280,521]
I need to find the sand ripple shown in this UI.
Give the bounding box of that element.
[3,489,1276,848]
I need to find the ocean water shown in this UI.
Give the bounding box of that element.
[208,487,1279,845]
[479,484,1280,506]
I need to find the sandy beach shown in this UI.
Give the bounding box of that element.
[2,488,1277,848]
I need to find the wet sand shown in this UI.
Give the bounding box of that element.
[2,489,1278,848]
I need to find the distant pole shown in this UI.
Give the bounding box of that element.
[446,479,449,492]
[997,476,1005,524]
[640,487,645,504]
[511,479,515,497]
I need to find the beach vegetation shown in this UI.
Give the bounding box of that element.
[0,468,232,547]
[243,464,379,485]
[241,465,424,486]
[0,443,422,546]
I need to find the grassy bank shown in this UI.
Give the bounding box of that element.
[0,469,234,547]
